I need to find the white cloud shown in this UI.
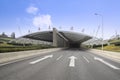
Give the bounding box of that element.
[26,6,38,15]
[33,14,52,27]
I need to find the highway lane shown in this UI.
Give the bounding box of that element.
[0,49,120,80]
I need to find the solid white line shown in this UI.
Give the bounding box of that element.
[30,55,53,64]
[94,57,120,70]
[56,55,63,60]
[83,56,90,63]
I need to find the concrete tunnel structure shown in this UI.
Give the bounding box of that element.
[22,28,92,48]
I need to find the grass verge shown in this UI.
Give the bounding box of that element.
[0,43,54,53]
[96,45,120,52]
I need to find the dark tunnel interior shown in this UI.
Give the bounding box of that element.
[69,43,80,48]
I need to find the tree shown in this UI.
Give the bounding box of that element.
[11,32,15,39]
[1,32,8,38]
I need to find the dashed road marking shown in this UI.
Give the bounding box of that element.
[83,56,90,63]
[56,55,63,60]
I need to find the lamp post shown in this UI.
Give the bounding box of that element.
[95,13,104,51]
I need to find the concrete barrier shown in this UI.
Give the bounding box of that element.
[0,48,63,64]
[88,49,120,63]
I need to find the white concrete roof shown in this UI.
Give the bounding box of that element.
[22,31,92,43]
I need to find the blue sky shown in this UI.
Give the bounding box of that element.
[0,0,120,39]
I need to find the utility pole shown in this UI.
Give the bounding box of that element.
[95,13,104,51]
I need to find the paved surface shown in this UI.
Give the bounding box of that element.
[89,49,120,62]
[0,49,120,80]
[0,48,62,64]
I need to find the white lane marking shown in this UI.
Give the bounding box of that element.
[69,56,77,67]
[94,57,120,70]
[30,55,53,64]
[57,55,63,60]
[83,56,90,63]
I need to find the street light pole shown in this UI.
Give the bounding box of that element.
[95,13,104,51]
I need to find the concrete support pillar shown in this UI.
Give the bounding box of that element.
[63,40,68,47]
[63,40,66,47]
[53,28,69,47]
[53,28,57,47]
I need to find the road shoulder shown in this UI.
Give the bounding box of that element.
[0,48,63,64]
[87,49,120,63]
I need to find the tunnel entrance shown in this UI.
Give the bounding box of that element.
[69,43,80,48]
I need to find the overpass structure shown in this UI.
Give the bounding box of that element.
[22,28,92,48]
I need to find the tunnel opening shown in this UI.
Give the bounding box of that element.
[69,43,80,48]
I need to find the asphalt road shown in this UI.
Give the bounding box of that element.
[0,48,120,80]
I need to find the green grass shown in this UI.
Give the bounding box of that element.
[92,39,120,52]
[0,37,13,43]
[0,43,15,47]
[0,43,54,53]
[109,39,120,43]
[95,45,120,52]
[103,45,120,52]
[0,37,54,53]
